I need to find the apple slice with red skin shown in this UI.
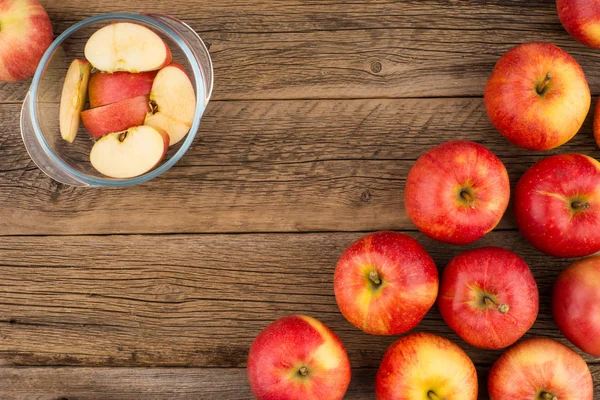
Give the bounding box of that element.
[553,255,600,357]
[88,70,158,108]
[405,140,510,245]
[514,154,600,258]
[375,332,478,400]
[81,95,151,139]
[90,125,169,179]
[334,231,438,335]
[488,338,593,400]
[247,315,351,400]
[438,247,539,350]
[84,22,171,73]
[59,59,91,143]
[145,63,196,146]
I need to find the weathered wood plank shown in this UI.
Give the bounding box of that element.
[5,365,596,400]
[0,232,597,369]
[2,0,600,101]
[1,100,598,235]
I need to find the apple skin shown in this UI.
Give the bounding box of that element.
[375,332,477,400]
[514,154,600,258]
[405,140,510,245]
[334,231,438,336]
[484,42,590,150]
[553,255,600,356]
[81,95,151,139]
[88,70,158,108]
[438,247,539,350]
[0,0,53,81]
[557,0,600,49]
[488,338,593,400]
[247,315,351,400]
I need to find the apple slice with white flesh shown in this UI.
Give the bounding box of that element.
[84,23,172,73]
[90,125,170,179]
[145,63,196,146]
[59,59,91,143]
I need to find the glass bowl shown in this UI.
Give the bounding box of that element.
[20,13,213,187]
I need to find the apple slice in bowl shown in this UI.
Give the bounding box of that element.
[145,63,196,146]
[59,59,91,143]
[90,125,170,179]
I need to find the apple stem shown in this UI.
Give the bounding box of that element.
[540,392,558,400]
[460,190,475,209]
[369,270,381,286]
[484,297,509,314]
[571,201,590,211]
[536,72,552,95]
[298,366,308,377]
[427,391,445,400]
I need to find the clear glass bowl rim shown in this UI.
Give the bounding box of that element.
[26,12,213,187]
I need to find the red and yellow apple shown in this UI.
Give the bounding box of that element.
[59,59,91,143]
[488,338,593,400]
[247,315,351,400]
[556,0,600,49]
[375,332,477,400]
[438,247,539,349]
[334,231,438,335]
[484,42,590,150]
[145,63,196,146]
[88,70,158,108]
[553,255,600,356]
[0,0,53,81]
[405,140,510,245]
[84,22,171,73]
[514,154,600,258]
[81,94,151,138]
[89,125,169,179]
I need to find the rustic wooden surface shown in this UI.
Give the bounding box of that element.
[1,0,599,399]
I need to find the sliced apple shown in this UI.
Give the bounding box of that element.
[90,125,170,179]
[84,23,172,73]
[81,95,151,138]
[59,59,91,143]
[88,70,158,108]
[144,63,196,146]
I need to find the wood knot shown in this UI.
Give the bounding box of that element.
[361,189,372,202]
[370,61,382,73]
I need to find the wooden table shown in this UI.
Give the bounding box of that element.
[0,0,599,398]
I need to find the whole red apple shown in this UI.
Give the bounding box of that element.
[557,0,600,49]
[247,315,351,400]
[514,154,600,258]
[334,231,438,335]
[438,247,538,349]
[484,42,590,150]
[488,338,593,400]
[0,0,53,81]
[553,255,600,356]
[375,332,477,400]
[405,140,510,245]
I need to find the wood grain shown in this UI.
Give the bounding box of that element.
[1,365,598,400]
[1,100,599,235]
[2,0,600,102]
[0,232,597,370]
